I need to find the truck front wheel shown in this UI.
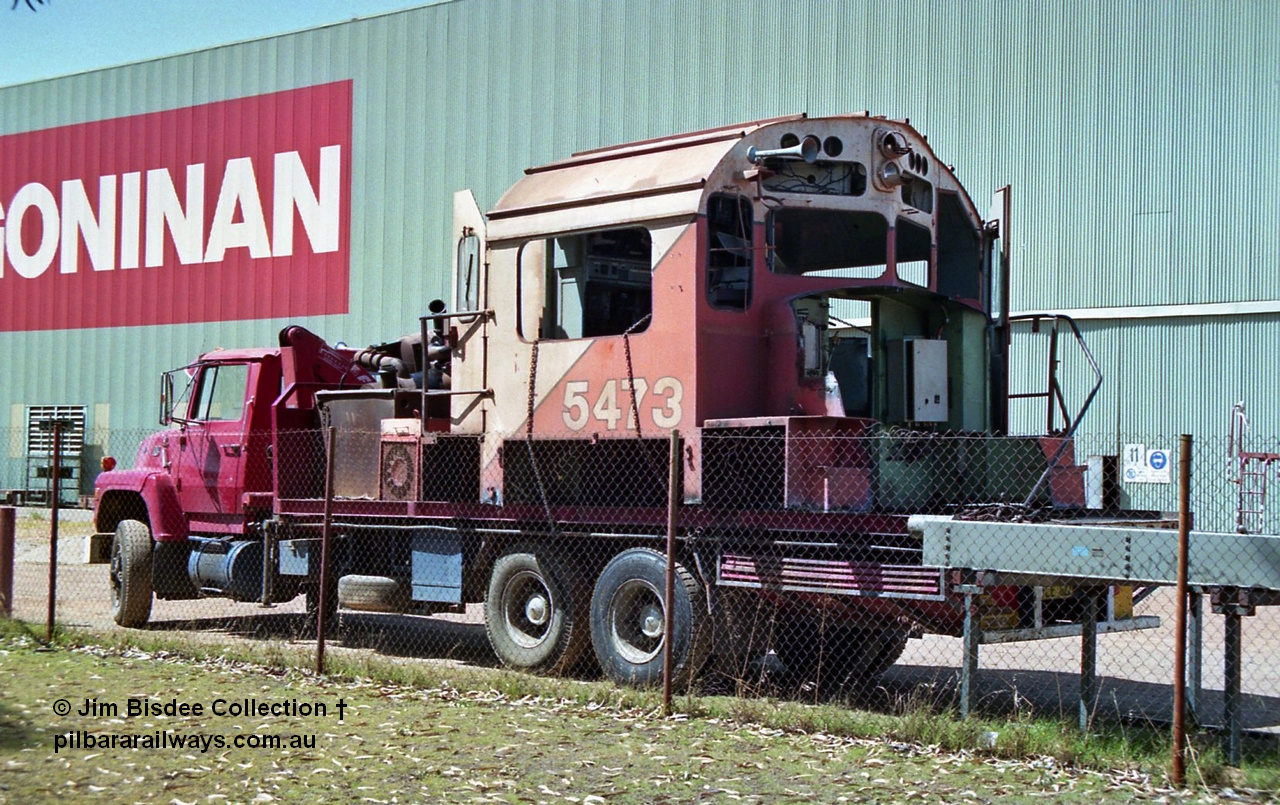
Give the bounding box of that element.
[590,548,709,688]
[484,548,587,674]
[110,520,153,627]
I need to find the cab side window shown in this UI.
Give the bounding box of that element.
[935,191,982,300]
[706,194,753,311]
[526,228,653,340]
[192,364,249,421]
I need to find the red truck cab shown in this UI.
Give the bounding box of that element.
[93,327,376,625]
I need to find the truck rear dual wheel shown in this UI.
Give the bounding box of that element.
[485,548,588,674]
[775,623,909,693]
[109,519,153,628]
[590,548,710,688]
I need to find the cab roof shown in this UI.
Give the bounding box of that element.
[196,347,277,363]
[486,114,805,242]
[484,112,968,242]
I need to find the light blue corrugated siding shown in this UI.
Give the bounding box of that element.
[1008,314,1280,443]
[0,0,1277,447]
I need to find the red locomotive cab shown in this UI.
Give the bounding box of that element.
[454,114,1001,507]
[696,118,994,432]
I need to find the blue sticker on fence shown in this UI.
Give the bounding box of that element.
[1149,450,1168,470]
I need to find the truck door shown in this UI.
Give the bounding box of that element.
[176,361,257,530]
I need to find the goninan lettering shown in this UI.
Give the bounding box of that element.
[0,146,341,280]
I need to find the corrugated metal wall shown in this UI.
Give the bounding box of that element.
[0,0,1276,459]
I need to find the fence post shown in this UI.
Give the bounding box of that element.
[46,421,63,642]
[316,427,337,675]
[1223,605,1243,766]
[1187,591,1202,726]
[0,507,14,618]
[1171,433,1191,786]
[661,430,681,716]
[1078,587,1099,733]
[959,587,980,720]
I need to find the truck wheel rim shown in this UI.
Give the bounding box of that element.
[502,569,553,649]
[608,579,664,664]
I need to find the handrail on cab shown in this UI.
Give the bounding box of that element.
[1008,313,1102,508]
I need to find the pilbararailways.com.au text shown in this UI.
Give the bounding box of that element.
[55,730,318,754]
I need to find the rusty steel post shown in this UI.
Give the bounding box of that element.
[46,421,63,642]
[316,427,338,675]
[1172,434,1191,786]
[0,507,14,618]
[661,430,681,716]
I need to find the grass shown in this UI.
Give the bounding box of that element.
[1,618,1276,802]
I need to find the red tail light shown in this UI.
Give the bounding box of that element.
[101,456,117,472]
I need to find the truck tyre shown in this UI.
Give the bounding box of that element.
[485,548,587,674]
[776,624,909,693]
[337,574,408,613]
[590,548,710,688]
[866,628,910,677]
[110,520,153,628]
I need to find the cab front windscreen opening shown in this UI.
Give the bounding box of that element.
[768,209,887,279]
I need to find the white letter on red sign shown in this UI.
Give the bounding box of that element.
[119,172,141,270]
[6,182,59,279]
[205,157,271,262]
[60,175,118,274]
[145,164,205,267]
[272,145,341,257]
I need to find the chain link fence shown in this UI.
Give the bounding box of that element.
[4,423,1280,750]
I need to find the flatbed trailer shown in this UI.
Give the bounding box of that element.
[912,513,1280,757]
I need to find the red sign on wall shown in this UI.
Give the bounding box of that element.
[0,80,353,331]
